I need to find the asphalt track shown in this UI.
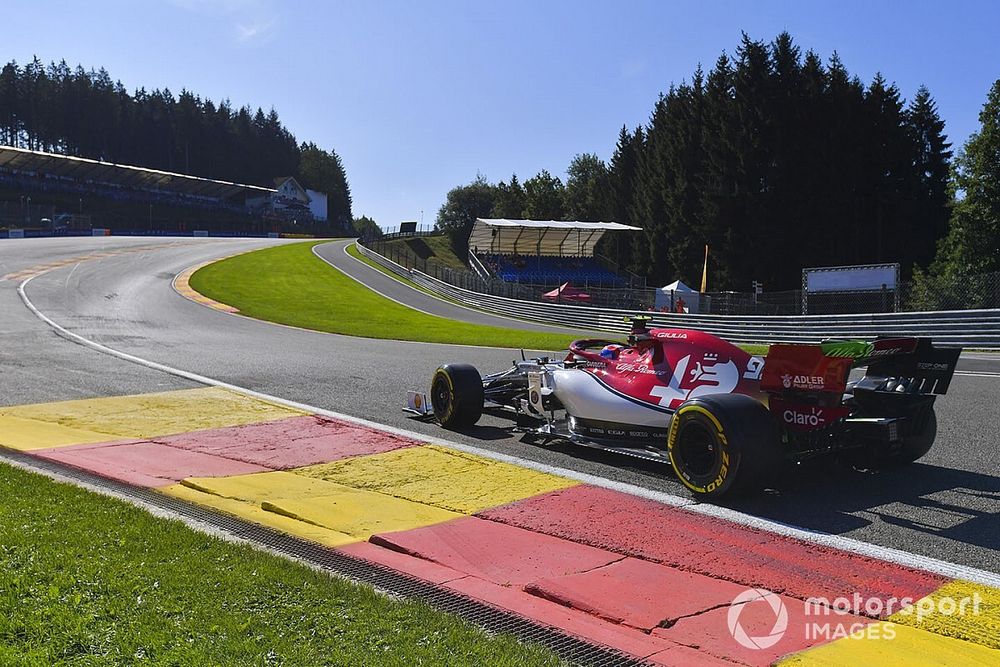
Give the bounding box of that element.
[2,236,999,576]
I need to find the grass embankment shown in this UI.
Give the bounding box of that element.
[0,463,558,666]
[381,234,468,271]
[190,242,580,350]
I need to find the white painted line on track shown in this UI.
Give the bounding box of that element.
[17,273,1000,588]
[954,370,1000,378]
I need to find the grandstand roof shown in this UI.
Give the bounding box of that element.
[0,145,275,200]
[469,218,641,256]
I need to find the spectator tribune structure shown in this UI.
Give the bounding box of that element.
[0,145,339,237]
[469,218,641,289]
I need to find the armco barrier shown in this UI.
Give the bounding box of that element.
[355,242,1000,348]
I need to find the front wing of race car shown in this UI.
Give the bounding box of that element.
[406,391,432,417]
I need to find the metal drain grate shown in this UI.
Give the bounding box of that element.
[1,449,651,667]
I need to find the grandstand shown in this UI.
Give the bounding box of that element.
[0,145,342,236]
[468,218,641,288]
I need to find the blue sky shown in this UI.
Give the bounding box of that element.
[6,1,999,229]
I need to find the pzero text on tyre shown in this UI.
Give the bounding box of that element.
[430,364,484,429]
[667,393,782,498]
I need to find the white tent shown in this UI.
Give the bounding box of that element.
[468,218,641,257]
[654,279,701,313]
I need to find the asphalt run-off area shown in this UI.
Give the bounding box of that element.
[2,236,999,666]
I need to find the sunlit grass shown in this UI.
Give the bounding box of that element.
[192,240,769,355]
[190,241,580,350]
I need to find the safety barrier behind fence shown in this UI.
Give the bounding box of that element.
[354,242,1000,348]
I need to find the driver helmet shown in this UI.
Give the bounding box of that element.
[599,344,623,360]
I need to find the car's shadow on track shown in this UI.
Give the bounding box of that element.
[448,424,518,441]
[730,461,1000,552]
[512,434,1000,553]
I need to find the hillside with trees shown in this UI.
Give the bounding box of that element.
[0,56,352,224]
[437,33,953,291]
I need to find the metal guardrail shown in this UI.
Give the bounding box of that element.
[355,242,1000,348]
[467,249,493,281]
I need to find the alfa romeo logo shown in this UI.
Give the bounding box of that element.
[727,588,788,650]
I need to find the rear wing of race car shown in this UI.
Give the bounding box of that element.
[817,337,961,395]
[761,337,961,396]
[760,337,961,435]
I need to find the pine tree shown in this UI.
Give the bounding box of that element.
[660,72,707,284]
[905,86,952,267]
[700,54,736,281]
[632,96,670,282]
[607,125,644,270]
[0,61,19,146]
[858,74,910,265]
[727,35,772,289]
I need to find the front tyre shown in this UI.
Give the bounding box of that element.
[430,364,483,429]
[667,394,782,498]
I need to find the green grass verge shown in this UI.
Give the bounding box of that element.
[191,240,769,355]
[0,463,559,666]
[190,242,580,350]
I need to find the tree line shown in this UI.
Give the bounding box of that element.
[0,57,352,224]
[438,33,960,291]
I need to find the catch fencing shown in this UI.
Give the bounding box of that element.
[364,237,1000,316]
[355,241,1000,348]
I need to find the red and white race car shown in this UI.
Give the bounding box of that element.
[408,317,960,497]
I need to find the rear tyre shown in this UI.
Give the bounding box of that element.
[430,364,483,429]
[667,394,783,498]
[881,408,937,465]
